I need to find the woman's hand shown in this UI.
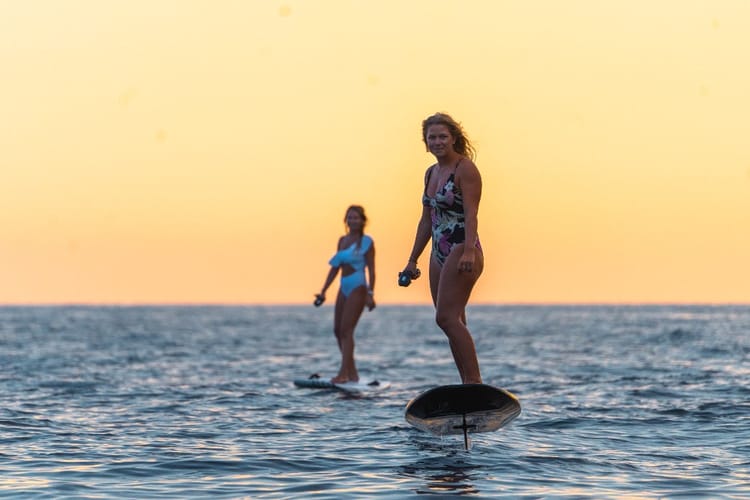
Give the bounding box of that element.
[404,260,419,275]
[458,248,476,274]
[366,294,376,311]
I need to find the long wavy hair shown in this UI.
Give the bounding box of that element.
[421,112,476,161]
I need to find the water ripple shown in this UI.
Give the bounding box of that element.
[1,305,749,498]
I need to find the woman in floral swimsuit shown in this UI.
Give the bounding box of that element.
[402,113,485,384]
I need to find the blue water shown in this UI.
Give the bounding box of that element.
[1,305,749,499]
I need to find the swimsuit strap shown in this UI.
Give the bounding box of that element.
[344,234,364,251]
[424,158,462,191]
[423,164,436,191]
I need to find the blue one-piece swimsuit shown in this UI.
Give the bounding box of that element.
[329,235,373,297]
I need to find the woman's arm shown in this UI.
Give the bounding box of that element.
[457,159,482,269]
[365,242,376,310]
[405,205,432,273]
[315,238,343,302]
[318,266,339,297]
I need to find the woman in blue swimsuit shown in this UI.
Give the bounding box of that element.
[401,113,484,384]
[314,205,376,384]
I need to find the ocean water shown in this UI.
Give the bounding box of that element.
[1,305,749,499]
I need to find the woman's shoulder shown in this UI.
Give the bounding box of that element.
[423,163,437,183]
[457,156,478,169]
[456,157,480,177]
[362,234,374,245]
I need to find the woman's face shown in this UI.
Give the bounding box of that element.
[425,124,454,158]
[345,209,365,231]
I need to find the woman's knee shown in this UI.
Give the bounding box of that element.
[435,309,460,332]
[336,321,356,339]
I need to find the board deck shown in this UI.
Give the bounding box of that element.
[294,375,390,394]
[405,383,521,436]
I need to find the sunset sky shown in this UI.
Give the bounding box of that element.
[2,1,749,304]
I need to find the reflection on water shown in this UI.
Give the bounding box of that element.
[419,469,479,495]
[399,452,482,496]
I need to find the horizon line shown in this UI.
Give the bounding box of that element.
[2,301,748,307]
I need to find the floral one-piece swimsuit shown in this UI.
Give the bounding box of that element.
[422,159,482,266]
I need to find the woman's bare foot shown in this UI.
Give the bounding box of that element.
[331,375,359,384]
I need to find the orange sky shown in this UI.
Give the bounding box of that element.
[2,1,749,304]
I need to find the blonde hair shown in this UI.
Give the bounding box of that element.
[421,112,476,160]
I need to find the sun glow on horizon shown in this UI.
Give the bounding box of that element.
[2,1,749,305]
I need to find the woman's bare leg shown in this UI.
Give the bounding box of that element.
[429,256,466,380]
[333,292,345,352]
[434,244,484,384]
[331,286,367,383]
